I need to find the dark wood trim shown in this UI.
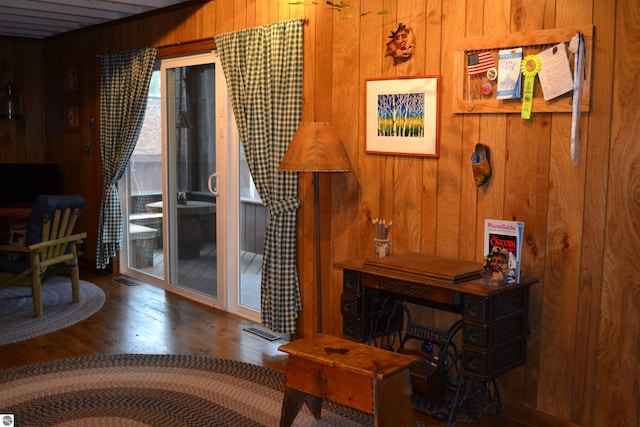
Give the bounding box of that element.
[157,38,216,58]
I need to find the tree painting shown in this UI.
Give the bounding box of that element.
[376,92,425,137]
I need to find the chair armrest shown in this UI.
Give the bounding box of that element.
[0,232,86,253]
[0,244,31,253]
[27,232,87,251]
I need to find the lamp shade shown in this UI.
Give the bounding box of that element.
[279,122,352,172]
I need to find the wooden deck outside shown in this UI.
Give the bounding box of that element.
[132,242,263,311]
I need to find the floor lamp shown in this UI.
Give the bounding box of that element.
[279,122,352,333]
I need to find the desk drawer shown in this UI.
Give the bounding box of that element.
[340,290,398,316]
[343,270,362,295]
[341,293,403,341]
[463,287,528,323]
[462,337,526,381]
[343,316,365,341]
[341,294,361,317]
[463,314,526,349]
[362,275,458,305]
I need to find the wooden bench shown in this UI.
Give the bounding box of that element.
[129,223,160,268]
[278,334,418,427]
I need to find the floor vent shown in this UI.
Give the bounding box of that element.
[243,327,280,341]
[115,278,140,286]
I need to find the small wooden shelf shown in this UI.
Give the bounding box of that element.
[452,25,594,114]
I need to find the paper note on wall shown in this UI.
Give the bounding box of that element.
[537,43,574,101]
[497,48,523,99]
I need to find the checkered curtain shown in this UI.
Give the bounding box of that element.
[215,19,303,334]
[96,47,158,269]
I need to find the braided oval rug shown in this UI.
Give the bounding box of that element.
[0,278,105,345]
[0,354,374,427]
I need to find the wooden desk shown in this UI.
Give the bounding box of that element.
[336,254,538,424]
[145,201,215,259]
[336,254,538,382]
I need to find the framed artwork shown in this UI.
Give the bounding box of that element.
[365,75,440,157]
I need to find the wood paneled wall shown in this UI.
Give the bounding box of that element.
[0,37,45,162]
[2,0,637,425]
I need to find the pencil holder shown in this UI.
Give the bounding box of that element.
[373,238,390,258]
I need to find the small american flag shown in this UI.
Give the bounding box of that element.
[467,51,495,76]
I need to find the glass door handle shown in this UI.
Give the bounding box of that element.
[208,173,219,196]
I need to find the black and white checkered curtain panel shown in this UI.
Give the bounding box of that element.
[215,19,303,334]
[96,47,158,269]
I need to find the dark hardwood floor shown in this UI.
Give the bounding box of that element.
[0,267,544,427]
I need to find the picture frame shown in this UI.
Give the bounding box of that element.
[365,75,440,157]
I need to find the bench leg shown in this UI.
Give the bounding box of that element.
[374,369,416,427]
[280,387,323,427]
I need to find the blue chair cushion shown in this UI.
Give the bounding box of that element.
[26,194,85,245]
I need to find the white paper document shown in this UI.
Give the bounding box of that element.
[537,43,574,101]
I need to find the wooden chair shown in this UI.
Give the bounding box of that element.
[0,195,87,317]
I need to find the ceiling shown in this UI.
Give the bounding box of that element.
[0,0,195,39]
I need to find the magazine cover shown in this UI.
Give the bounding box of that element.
[483,219,524,284]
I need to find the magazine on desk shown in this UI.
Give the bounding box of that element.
[483,219,524,285]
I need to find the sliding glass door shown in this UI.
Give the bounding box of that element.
[120,52,263,323]
[161,54,218,300]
